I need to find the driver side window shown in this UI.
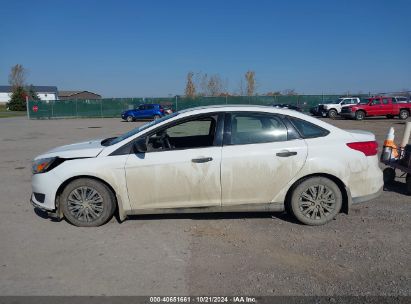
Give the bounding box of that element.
[146,115,217,152]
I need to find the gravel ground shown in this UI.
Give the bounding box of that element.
[0,115,410,296]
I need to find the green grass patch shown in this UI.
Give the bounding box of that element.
[0,105,26,118]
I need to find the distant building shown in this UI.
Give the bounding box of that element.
[58,91,101,100]
[0,85,58,104]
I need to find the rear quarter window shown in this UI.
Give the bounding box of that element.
[288,117,330,139]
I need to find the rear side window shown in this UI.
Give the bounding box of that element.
[288,117,329,139]
[230,113,288,145]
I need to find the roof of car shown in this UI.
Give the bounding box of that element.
[179,104,278,112]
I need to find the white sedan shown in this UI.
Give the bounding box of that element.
[31,105,383,227]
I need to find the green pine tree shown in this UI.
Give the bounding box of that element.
[7,86,27,111]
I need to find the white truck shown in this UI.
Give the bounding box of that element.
[318,97,361,119]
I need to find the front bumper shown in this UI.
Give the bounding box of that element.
[340,112,356,119]
[31,171,62,210]
[320,110,328,117]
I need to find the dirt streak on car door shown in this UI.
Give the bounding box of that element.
[124,146,222,210]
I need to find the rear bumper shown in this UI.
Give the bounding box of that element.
[352,186,383,204]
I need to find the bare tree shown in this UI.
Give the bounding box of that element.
[265,91,282,96]
[8,64,26,88]
[184,72,196,98]
[237,78,245,96]
[207,74,226,96]
[199,73,209,96]
[282,89,297,96]
[194,72,226,96]
[245,70,255,96]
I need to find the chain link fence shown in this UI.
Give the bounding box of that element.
[27,95,353,119]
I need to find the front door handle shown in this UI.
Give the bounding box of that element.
[276,151,297,157]
[192,157,213,163]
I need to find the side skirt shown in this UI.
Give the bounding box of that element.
[125,202,285,216]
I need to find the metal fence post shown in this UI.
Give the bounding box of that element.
[100,100,103,118]
[51,102,54,119]
[26,96,30,119]
[175,96,178,111]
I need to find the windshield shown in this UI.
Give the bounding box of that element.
[325,98,343,104]
[360,98,371,104]
[107,112,179,145]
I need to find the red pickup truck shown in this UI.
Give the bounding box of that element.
[340,96,411,120]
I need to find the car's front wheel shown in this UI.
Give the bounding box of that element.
[60,178,116,227]
[289,177,342,225]
[355,111,365,120]
[126,116,134,122]
[327,109,338,119]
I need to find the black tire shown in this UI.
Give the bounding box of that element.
[289,177,342,226]
[61,178,116,227]
[386,114,394,119]
[328,109,338,119]
[399,109,409,120]
[406,174,411,195]
[383,167,396,184]
[153,115,161,120]
[126,116,134,122]
[355,111,365,121]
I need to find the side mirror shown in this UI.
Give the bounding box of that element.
[133,137,147,153]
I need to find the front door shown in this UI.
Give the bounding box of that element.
[125,114,223,210]
[221,112,308,206]
[368,98,382,116]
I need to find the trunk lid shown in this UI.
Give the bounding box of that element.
[346,129,376,141]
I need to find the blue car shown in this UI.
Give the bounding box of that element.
[121,104,165,122]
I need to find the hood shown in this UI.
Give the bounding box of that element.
[346,130,376,142]
[35,139,105,160]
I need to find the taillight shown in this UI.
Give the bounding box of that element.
[346,141,378,156]
[160,108,164,113]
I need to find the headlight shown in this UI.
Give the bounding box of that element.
[32,157,60,174]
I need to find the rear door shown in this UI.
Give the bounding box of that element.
[381,97,394,115]
[221,112,307,206]
[144,104,156,118]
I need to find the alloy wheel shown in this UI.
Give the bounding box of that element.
[298,184,336,221]
[67,187,104,223]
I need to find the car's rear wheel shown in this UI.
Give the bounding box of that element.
[399,109,409,120]
[126,116,134,122]
[383,167,396,184]
[328,109,338,119]
[355,111,365,120]
[153,115,161,120]
[289,177,342,225]
[61,178,116,227]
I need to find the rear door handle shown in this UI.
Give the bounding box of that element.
[276,151,297,157]
[192,157,213,163]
